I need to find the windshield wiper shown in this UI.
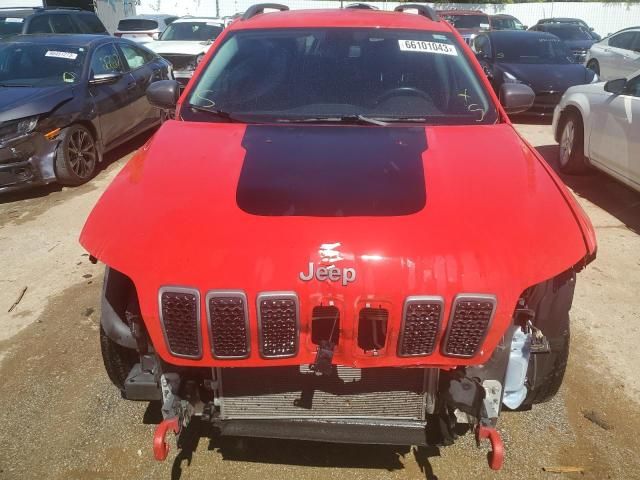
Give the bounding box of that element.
[188,104,239,122]
[278,114,388,126]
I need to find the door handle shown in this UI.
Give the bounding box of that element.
[126,82,137,91]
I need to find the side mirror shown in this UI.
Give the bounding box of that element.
[89,72,121,85]
[146,80,180,109]
[499,83,535,114]
[604,78,627,94]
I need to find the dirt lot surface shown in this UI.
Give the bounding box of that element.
[1,122,640,480]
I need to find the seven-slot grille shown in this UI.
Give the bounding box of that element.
[159,288,496,360]
[257,292,299,358]
[398,297,444,356]
[443,295,497,357]
[207,291,250,359]
[159,288,201,358]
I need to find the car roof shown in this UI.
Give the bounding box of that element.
[0,8,34,18]
[491,14,517,19]
[120,14,176,20]
[1,33,111,47]
[437,10,488,16]
[173,17,224,24]
[484,30,557,40]
[538,18,583,23]
[228,9,451,33]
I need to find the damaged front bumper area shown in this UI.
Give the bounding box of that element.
[0,132,60,193]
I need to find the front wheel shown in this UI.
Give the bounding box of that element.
[55,124,98,186]
[558,111,588,174]
[586,59,600,76]
[100,325,138,391]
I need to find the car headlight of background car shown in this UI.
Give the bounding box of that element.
[503,71,521,84]
[0,116,38,143]
[196,53,205,66]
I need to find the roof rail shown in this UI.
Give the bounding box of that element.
[394,4,439,22]
[242,3,288,21]
[345,3,378,10]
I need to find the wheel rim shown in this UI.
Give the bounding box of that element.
[559,120,575,167]
[68,129,96,179]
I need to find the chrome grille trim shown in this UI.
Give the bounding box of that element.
[398,296,444,357]
[158,286,202,359]
[206,290,251,359]
[442,294,497,358]
[256,291,299,359]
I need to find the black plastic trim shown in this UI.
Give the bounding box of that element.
[101,267,137,349]
[242,3,289,20]
[393,4,440,22]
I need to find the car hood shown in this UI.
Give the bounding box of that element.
[0,85,74,122]
[81,121,591,367]
[500,62,591,91]
[146,40,211,55]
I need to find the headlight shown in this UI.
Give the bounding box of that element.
[590,73,600,83]
[503,71,521,84]
[0,115,38,142]
[196,53,205,65]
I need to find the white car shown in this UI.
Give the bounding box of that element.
[552,71,640,193]
[146,17,225,87]
[585,27,640,81]
[114,14,178,44]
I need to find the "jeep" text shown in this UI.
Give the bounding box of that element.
[299,262,356,286]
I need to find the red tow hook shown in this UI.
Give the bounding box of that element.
[153,417,181,461]
[475,424,505,470]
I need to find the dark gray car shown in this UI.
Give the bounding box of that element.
[0,34,171,193]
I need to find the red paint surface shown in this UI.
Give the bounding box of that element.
[80,8,596,369]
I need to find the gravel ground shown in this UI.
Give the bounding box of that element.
[1,122,639,480]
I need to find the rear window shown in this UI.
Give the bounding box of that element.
[0,16,25,37]
[76,13,107,34]
[117,19,158,31]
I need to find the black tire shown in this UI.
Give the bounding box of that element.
[558,110,588,174]
[521,273,575,407]
[55,124,98,186]
[100,324,138,391]
[586,59,600,76]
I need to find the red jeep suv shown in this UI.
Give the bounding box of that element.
[81,3,596,470]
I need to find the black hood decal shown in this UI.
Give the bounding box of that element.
[236,125,427,217]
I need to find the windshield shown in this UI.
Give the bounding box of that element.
[546,26,593,41]
[492,18,525,31]
[187,28,497,125]
[0,15,25,37]
[160,21,223,41]
[0,43,86,87]
[442,14,490,30]
[493,35,574,64]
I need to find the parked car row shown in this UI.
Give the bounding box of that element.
[0,6,230,193]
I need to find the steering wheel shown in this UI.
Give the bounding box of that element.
[374,87,432,105]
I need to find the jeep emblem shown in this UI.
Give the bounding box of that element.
[299,262,356,286]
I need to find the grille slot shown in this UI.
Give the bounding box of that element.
[443,295,496,357]
[257,292,299,358]
[219,366,429,420]
[398,297,444,357]
[311,305,340,345]
[159,288,201,358]
[357,307,389,352]
[207,291,250,359]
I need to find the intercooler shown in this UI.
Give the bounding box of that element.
[217,366,437,421]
